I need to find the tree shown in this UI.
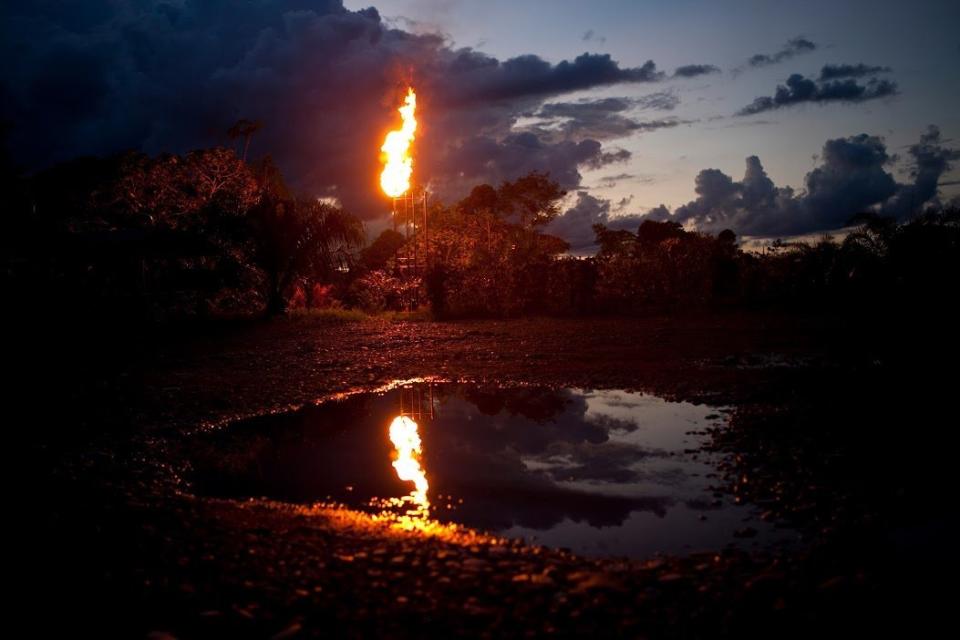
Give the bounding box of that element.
[844,212,897,257]
[15,148,264,320]
[637,219,685,248]
[360,229,406,272]
[227,119,263,162]
[497,171,565,228]
[96,148,260,229]
[421,172,569,316]
[253,198,363,314]
[593,224,636,257]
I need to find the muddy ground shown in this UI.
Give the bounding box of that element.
[18,312,955,637]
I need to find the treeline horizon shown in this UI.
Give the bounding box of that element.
[3,144,958,327]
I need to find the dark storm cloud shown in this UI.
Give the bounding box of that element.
[532,99,642,141]
[526,91,687,147]
[529,97,689,141]
[631,118,693,132]
[582,29,606,44]
[537,97,637,120]
[797,134,901,231]
[529,91,677,123]
[744,36,817,69]
[441,134,616,193]
[635,91,680,111]
[819,63,892,80]
[613,195,634,212]
[644,204,673,221]
[737,73,898,116]
[646,126,957,237]
[672,64,720,78]
[547,192,645,251]
[880,126,960,217]
[595,173,639,189]
[0,1,666,219]
[438,51,664,106]
[586,147,632,169]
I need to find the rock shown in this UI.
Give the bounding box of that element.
[569,571,623,592]
[271,622,303,640]
[462,558,487,571]
[818,575,849,593]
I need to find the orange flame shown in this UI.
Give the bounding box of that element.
[379,87,417,198]
[388,415,429,515]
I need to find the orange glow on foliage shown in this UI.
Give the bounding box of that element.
[379,87,417,198]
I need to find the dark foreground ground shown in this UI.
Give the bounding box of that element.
[17,312,956,638]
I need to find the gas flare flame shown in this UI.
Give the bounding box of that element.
[379,87,417,198]
[388,415,429,517]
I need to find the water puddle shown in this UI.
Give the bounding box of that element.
[190,382,795,557]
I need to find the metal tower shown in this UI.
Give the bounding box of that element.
[398,382,435,423]
[392,188,429,278]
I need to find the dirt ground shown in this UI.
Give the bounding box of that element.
[19,312,954,637]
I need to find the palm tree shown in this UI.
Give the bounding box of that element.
[227,119,263,162]
[254,198,364,314]
[306,201,366,280]
[844,212,897,256]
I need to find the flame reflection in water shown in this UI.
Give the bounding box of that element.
[378,415,431,530]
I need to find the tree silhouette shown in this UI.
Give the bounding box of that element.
[421,172,569,316]
[5,137,959,323]
[360,229,406,272]
[227,119,263,162]
[253,198,363,314]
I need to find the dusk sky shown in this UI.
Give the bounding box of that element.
[3,0,958,248]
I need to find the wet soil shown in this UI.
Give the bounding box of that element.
[19,312,955,637]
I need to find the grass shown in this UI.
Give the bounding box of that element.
[379,308,434,322]
[285,307,435,323]
[286,307,371,323]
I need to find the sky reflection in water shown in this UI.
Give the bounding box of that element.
[192,383,794,557]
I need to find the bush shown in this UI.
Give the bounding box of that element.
[348,270,421,313]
